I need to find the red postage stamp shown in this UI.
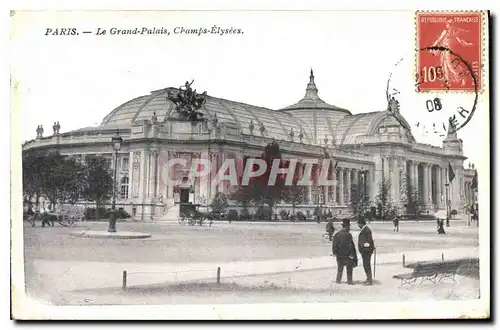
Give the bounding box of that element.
[416,11,483,92]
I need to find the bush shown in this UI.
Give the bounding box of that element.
[296,211,306,221]
[364,211,373,221]
[451,209,458,216]
[227,209,238,221]
[117,208,131,219]
[85,207,109,220]
[280,210,289,220]
[240,207,251,221]
[255,205,272,220]
[211,193,228,213]
[84,207,130,220]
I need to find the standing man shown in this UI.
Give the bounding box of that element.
[332,219,357,285]
[438,219,446,234]
[393,215,400,232]
[358,218,375,285]
[27,202,35,227]
[325,218,335,241]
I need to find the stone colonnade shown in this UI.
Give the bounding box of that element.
[123,148,465,219]
[379,156,455,212]
[126,148,375,218]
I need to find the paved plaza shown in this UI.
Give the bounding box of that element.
[23,219,480,305]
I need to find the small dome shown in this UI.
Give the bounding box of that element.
[279,69,352,145]
[280,69,351,114]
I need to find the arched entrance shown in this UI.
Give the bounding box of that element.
[174,176,193,204]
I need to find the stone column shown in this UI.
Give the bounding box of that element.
[364,170,370,201]
[198,150,210,203]
[440,166,445,207]
[428,165,434,208]
[426,164,431,208]
[436,166,442,209]
[392,157,400,204]
[415,162,421,202]
[136,150,149,220]
[331,167,337,205]
[149,150,158,198]
[211,153,219,197]
[346,168,351,205]
[382,156,390,181]
[128,151,134,200]
[208,152,215,200]
[139,150,148,200]
[308,185,313,205]
[411,161,417,189]
[452,167,462,211]
[467,182,474,205]
[423,163,429,209]
[192,153,200,203]
[322,163,329,205]
[370,162,379,203]
[338,167,344,205]
[167,151,175,200]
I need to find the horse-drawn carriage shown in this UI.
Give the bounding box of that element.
[178,203,209,226]
[177,203,226,227]
[46,204,85,227]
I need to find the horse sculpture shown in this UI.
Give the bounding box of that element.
[166,81,207,122]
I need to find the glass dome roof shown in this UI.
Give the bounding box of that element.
[98,71,413,146]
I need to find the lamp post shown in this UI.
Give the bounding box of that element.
[444,182,450,227]
[108,130,123,233]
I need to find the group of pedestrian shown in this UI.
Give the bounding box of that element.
[26,202,54,228]
[332,218,375,286]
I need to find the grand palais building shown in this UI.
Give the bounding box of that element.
[22,71,478,221]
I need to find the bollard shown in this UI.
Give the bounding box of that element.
[217,267,221,284]
[403,254,406,267]
[122,270,127,290]
[442,253,444,262]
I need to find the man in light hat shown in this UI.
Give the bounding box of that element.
[358,218,375,285]
[332,219,357,285]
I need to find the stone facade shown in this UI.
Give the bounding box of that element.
[22,71,477,220]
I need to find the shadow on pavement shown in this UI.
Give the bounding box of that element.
[70,278,385,298]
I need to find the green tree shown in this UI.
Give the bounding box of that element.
[400,176,421,216]
[39,152,67,209]
[231,141,286,209]
[82,155,113,220]
[350,183,371,220]
[22,152,46,207]
[60,158,86,205]
[376,177,394,219]
[210,192,228,215]
[280,162,306,217]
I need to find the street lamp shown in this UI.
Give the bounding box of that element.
[108,130,123,233]
[444,182,450,227]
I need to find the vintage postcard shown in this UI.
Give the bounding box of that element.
[11,10,490,320]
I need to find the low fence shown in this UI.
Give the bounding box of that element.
[118,251,479,292]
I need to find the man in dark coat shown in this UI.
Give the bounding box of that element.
[325,218,335,241]
[438,219,446,234]
[393,215,400,232]
[358,218,375,285]
[332,219,357,285]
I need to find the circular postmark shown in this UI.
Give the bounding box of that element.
[386,46,478,143]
